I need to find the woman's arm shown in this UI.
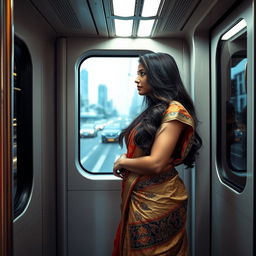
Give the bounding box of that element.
[113,120,186,176]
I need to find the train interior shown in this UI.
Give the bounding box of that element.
[7,0,254,255]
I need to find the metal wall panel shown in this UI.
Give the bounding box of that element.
[68,191,121,256]
[210,2,254,255]
[13,0,56,255]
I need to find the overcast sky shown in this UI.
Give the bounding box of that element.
[80,57,142,115]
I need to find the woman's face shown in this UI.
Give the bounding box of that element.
[135,64,152,95]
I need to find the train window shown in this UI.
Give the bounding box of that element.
[79,56,143,174]
[13,37,33,218]
[217,19,247,191]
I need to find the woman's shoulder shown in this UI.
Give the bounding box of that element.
[162,100,194,127]
[164,100,189,115]
[166,100,185,110]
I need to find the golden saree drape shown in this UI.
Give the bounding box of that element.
[113,101,194,256]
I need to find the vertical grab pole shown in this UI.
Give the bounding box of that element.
[0,0,13,256]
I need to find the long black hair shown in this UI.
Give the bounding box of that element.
[119,52,202,168]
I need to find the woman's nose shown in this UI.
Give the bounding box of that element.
[135,77,140,83]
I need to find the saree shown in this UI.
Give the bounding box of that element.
[113,101,195,256]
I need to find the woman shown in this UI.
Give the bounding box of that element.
[112,52,202,256]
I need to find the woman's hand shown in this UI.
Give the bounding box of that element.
[113,154,127,178]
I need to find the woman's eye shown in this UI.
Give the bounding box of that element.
[138,71,146,77]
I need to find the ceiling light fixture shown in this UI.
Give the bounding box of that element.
[114,19,133,37]
[137,20,155,37]
[112,0,136,17]
[221,19,247,40]
[141,0,161,17]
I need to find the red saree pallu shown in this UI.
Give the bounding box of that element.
[113,101,194,256]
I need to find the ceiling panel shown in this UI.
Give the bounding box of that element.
[30,0,99,36]
[28,0,240,38]
[163,0,201,32]
[153,0,201,37]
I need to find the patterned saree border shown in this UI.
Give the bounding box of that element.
[133,169,177,191]
[128,201,187,250]
[162,112,194,127]
[119,173,140,254]
[162,100,194,128]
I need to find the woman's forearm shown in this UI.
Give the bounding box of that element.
[118,156,168,175]
[114,121,184,177]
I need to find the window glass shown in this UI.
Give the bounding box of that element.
[79,57,143,174]
[13,67,18,199]
[217,20,247,191]
[13,37,33,218]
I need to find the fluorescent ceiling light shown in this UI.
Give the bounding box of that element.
[137,20,155,37]
[114,19,133,37]
[221,19,247,40]
[141,0,161,17]
[112,0,135,17]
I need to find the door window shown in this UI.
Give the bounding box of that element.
[216,19,247,191]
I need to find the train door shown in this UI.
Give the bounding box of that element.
[210,2,254,256]
[59,38,190,256]
[58,44,147,256]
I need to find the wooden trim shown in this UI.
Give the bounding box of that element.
[0,0,13,255]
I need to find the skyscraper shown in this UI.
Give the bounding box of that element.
[80,69,89,111]
[98,84,108,109]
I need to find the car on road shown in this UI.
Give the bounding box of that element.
[101,124,121,143]
[80,123,98,138]
[94,120,107,130]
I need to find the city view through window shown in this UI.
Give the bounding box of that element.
[218,26,247,191]
[79,57,143,173]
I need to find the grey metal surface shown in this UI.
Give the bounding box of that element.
[190,32,211,256]
[210,2,254,255]
[29,0,98,35]
[68,190,121,256]
[27,0,238,38]
[56,37,68,256]
[13,0,56,255]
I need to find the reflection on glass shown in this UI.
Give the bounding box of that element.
[226,58,247,172]
[79,57,143,174]
[13,37,33,218]
[13,68,18,199]
[218,22,247,191]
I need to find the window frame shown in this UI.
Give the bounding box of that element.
[13,36,33,218]
[215,20,247,192]
[77,50,151,175]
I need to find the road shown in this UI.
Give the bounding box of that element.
[80,130,126,173]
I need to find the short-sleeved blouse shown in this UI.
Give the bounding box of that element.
[162,100,195,166]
